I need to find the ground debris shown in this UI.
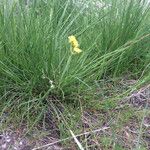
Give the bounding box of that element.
[122,84,150,108]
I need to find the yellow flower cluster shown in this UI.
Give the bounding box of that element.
[68,35,82,54]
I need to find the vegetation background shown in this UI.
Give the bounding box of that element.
[0,0,150,149]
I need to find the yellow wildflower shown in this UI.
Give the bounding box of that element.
[68,35,79,48]
[73,47,82,54]
[68,35,82,54]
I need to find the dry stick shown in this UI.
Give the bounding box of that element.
[32,126,110,150]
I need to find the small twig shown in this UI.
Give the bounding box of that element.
[69,129,84,150]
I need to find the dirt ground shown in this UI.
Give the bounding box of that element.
[0,85,150,150]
